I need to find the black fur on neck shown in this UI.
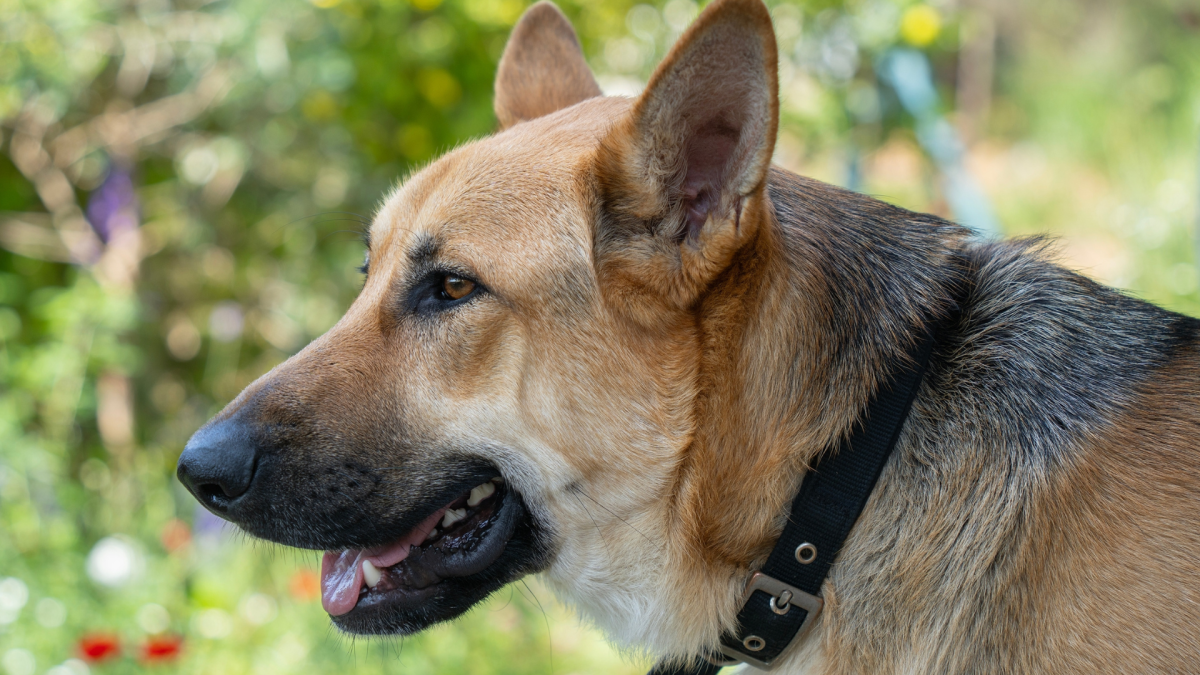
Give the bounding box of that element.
[764,168,970,448]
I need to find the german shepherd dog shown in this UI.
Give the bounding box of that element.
[178,0,1200,671]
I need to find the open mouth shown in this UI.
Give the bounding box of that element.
[321,477,518,623]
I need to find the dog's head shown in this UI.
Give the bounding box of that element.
[178,0,779,647]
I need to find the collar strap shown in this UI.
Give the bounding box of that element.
[650,323,939,674]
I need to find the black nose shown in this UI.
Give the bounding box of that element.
[177,417,260,515]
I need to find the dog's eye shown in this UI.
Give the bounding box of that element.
[359,231,371,276]
[410,271,482,314]
[442,275,475,300]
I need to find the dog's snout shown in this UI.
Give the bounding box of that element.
[177,417,260,516]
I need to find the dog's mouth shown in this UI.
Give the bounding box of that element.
[321,477,518,621]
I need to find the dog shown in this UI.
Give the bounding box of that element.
[177,0,1200,672]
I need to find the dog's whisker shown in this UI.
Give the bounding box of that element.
[493,585,517,612]
[576,489,661,551]
[306,219,370,228]
[314,225,374,240]
[518,578,554,675]
[283,211,373,228]
[569,490,617,562]
[386,634,404,672]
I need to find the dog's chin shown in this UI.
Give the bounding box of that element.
[322,482,547,635]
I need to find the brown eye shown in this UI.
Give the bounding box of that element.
[442,275,475,300]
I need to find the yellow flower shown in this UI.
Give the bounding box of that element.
[901,5,942,47]
[397,124,434,161]
[301,91,339,122]
[418,69,463,110]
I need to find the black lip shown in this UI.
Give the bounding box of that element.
[401,483,521,579]
[225,456,503,551]
[180,442,552,635]
[330,487,548,635]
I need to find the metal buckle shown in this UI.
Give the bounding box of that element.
[715,572,824,671]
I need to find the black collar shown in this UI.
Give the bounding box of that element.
[651,322,940,674]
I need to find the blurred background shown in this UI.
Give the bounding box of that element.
[0,0,1197,673]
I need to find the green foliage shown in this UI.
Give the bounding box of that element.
[0,0,1197,673]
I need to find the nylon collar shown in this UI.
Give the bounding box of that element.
[650,321,940,674]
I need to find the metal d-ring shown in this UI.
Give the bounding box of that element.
[769,589,793,615]
[795,542,817,564]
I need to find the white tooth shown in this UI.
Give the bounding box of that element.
[441,508,467,528]
[491,477,503,484]
[424,527,439,542]
[467,481,495,507]
[362,560,381,588]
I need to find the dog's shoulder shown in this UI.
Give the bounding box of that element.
[949,237,1200,445]
[772,171,1200,673]
[765,166,1200,448]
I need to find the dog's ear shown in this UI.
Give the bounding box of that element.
[594,0,778,319]
[494,2,602,129]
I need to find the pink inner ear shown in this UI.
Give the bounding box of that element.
[681,118,741,241]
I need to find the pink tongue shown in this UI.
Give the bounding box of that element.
[320,508,448,616]
[320,549,364,616]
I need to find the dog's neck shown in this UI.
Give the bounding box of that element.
[661,167,967,658]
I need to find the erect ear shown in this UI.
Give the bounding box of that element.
[494,2,602,130]
[594,0,778,316]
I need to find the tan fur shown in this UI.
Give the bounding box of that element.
[200,0,1200,671]
[493,2,601,130]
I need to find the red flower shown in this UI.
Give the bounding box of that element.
[160,518,192,553]
[78,633,121,662]
[288,569,320,601]
[140,635,184,663]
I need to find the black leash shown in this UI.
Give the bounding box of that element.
[649,322,939,673]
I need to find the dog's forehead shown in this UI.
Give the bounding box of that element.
[369,97,631,288]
